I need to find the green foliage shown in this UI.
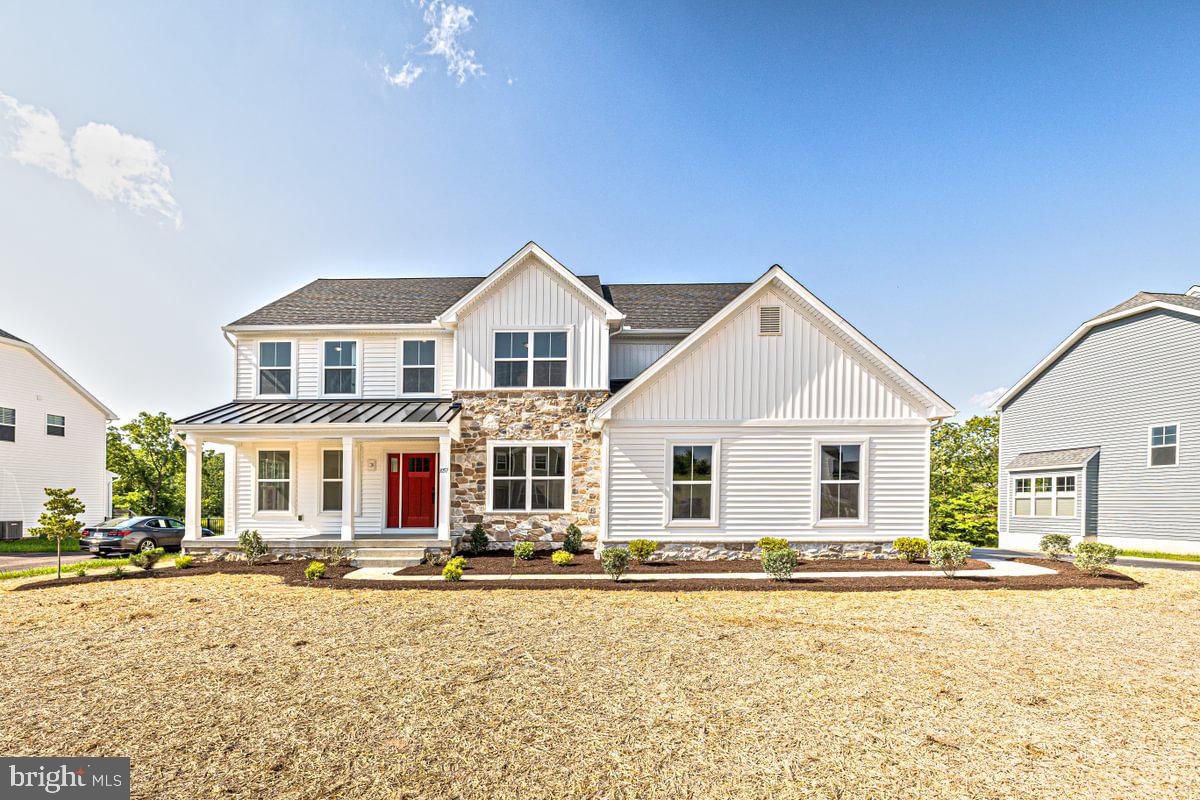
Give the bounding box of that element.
[239,529,267,564]
[106,412,186,516]
[757,537,789,553]
[892,537,928,563]
[305,561,327,580]
[1115,549,1200,563]
[442,556,466,581]
[175,554,194,569]
[512,542,536,561]
[129,547,165,570]
[28,487,87,580]
[562,523,583,555]
[627,539,659,562]
[0,556,131,581]
[1039,534,1073,561]
[761,548,798,581]
[1073,542,1118,576]
[930,540,972,577]
[466,523,489,556]
[929,415,999,547]
[109,565,126,580]
[601,547,629,580]
[0,537,80,553]
[551,550,575,567]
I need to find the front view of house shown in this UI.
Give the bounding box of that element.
[174,242,954,563]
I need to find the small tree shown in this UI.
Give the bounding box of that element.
[28,487,86,580]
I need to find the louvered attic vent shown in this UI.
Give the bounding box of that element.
[758,306,782,335]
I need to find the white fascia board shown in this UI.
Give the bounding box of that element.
[435,241,624,327]
[2,339,118,420]
[993,301,1200,411]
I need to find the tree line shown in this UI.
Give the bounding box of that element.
[107,411,223,519]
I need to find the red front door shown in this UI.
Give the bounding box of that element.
[387,452,437,529]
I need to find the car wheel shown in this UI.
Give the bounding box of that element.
[139,539,158,552]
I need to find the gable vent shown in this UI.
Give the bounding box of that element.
[758,306,782,335]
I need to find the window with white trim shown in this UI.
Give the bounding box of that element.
[489,443,568,511]
[46,414,65,437]
[402,340,437,394]
[1013,474,1075,517]
[323,341,357,395]
[0,407,14,442]
[494,331,567,388]
[258,342,292,395]
[819,444,862,520]
[670,445,714,521]
[321,450,343,512]
[257,450,291,512]
[1150,424,1178,466]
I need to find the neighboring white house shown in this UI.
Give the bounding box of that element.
[0,329,117,536]
[174,242,955,564]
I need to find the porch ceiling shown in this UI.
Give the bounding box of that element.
[175,399,461,426]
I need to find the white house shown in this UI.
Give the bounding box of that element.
[0,329,117,536]
[174,242,954,565]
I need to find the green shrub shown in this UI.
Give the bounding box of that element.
[1074,542,1118,576]
[442,557,465,581]
[305,561,327,580]
[551,550,575,566]
[175,554,194,569]
[601,548,629,580]
[239,529,267,564]
[108,565,126,581]
[627,539,659,562]
[562,523,583,554]
[466,523,489,556]
[129,547,165,570]
[757,537,789,553]
[1039,534,1073,561]
[513,542,536,561]
[930,540,972,577]
[893,537,928,562]
[761,548,798,581]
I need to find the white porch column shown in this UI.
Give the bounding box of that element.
[184,434,204,544]
[341,437,355,541]
[222,444,237,539]
[437,433,451,541]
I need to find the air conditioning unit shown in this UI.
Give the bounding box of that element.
[0,521,22,540]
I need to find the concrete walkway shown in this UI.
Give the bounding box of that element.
[343,555,1055,583]
[974,547,1200,573]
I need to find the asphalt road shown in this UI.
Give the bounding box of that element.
[0,551,101,571]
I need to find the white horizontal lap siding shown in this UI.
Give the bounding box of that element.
[613,289,923,421]
[296,339,320,396]
[236,339,256,398]
[363,338,397,398]
[455,257,608,390]
[606,424,928,541]
[610,337,683,380]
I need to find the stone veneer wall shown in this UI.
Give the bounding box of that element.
[450,390,608,548]
[645,542,900,561]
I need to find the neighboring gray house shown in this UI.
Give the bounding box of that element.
[995,286,1200,555]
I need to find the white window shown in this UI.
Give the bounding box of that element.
[258,342,293,395]
[257,450,291,512]
[1150,424,1178,467]
[670,444,715,522]
[819,444,863,521]
[402,340,437,394]
[322,341,358,395]
[494,331,568,388]
[1013,473,1076,518]
[46,414,65,437]
[1013,477,1032,516]
[488,442,569,512]
[0,407,14,442]
[321,450,343,512]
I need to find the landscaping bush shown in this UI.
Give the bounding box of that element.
[442,556,466,581]
[239,529,267,564]
[761,547,798,581]
[466,523,489,556]
[551,550,575,567]
[562,523,583,554]
[757,537,789,553]
[1074,541,1118,576]
[1039,534,1073,561]
[129,547,165,570]
[108,565,126,581]
[305,561,327,581]
[930,540,972,577]
[893,537,928,562]
[627,539,659,562]
[601,548,629,580]
[175,555,194,569]
[513,542,536,561]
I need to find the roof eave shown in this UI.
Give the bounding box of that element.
[1,338,117,420]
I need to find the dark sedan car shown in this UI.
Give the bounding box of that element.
[80,517,211,555]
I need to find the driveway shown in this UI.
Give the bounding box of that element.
[974,547,1200,572]
[0,551,100,571]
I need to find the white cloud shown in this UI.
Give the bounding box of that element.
[0,92,181,229]
[421,1,485,85]
[969,386,1008,409]
[384,61,425,88]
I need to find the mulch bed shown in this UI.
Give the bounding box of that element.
[11,556,1141,593]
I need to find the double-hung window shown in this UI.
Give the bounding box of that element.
[0,407,14,442]
[670,444,714,522]
[46,414,65,437]
[819,444,862,521]
[323,341,357,395]
[1150,424,1178,467]
[321,450,343,512]
[257,450,291,512]
[402,340,437,394]
[494,331,568,388]
[258,342,293,395]
[1013,474,1076,517]
[489,442,569,512]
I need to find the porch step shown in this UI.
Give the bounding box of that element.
[350,545,434,569]
[351,538,446,547]
[352,556,424,569]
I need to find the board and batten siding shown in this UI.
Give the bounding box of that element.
[611,288,925,421]
[610,336,683,381]
[454,257,609,390]
[605,423,930,541]
[999,309,1200,553]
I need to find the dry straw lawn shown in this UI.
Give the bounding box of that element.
[2,567,1199,800]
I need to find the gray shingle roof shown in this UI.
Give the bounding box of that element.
[1090,292,1200,322]
[605,283,750,330]
[0,328,25,343]
[1007,446,1100,471]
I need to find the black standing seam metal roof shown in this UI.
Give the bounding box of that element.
[174,399,461,426]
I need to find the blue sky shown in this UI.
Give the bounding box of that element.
[1,1,1197,420]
